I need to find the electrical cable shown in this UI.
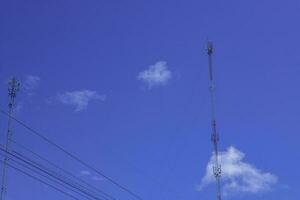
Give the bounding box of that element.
[0,148,105,200]
[0,159,81,200]
[0,108,143,200]
[9,139,115,200]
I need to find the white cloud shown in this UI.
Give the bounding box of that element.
[79,171,104,181]
[137,61,172,88]
[80,170,91,176]
[14,102,23,113]
[91,176,104,181]
[24,75,40,90]
[58,90,106,112]
[198,146,277,196]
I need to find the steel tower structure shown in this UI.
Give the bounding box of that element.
[207,42,222,200]
[0,77,20,200]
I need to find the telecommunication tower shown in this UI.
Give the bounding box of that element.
[207,42,222,200]
[0,77,20,200]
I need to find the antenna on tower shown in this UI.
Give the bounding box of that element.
[0,77,20,200]
[207,42,222,200]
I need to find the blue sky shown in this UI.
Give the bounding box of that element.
[1,0,300,200]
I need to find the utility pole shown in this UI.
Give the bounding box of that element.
[207,42,222,200]
[0,77,20,200]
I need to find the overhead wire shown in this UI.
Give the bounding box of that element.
[0,108,143,200]
[0,160,81,200]
[0,148,105,200]
[9,139,115,200]
[0,153,94,200]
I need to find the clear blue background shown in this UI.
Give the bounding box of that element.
[0,0,300,200]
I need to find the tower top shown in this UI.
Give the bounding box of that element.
[8,77,20,98]
[8,77,20,108]
[207,42,213,55]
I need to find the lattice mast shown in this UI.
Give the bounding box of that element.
[207,42,222,200]
[0,78,20,200]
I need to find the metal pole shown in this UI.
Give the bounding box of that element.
[0,77,20,200]
[207,43,222,200]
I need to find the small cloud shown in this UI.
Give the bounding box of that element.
[24,75,40,90]
[58,90,106,112]
[137,61,172,88]
[91,176,104,181]
[80,170,91,176]
[198,146,277,196]
[79,171,104,182]
[14,102,23,113]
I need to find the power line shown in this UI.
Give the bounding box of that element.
[11,151,101,200]
[12,150,105,200]
[9,139,115,200]
[0,147,107,200]
[0,160,81,200]
[0,108,143,200]
[0,153,95,200]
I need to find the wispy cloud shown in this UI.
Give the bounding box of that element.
[58,90,106,112]
[80,170,91,176]
[137,61,172,88]
[24,75,40,90]
[14,102,24,113]
[91,176,104,181]
[198,146,277,196]
[79,170,104,182]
